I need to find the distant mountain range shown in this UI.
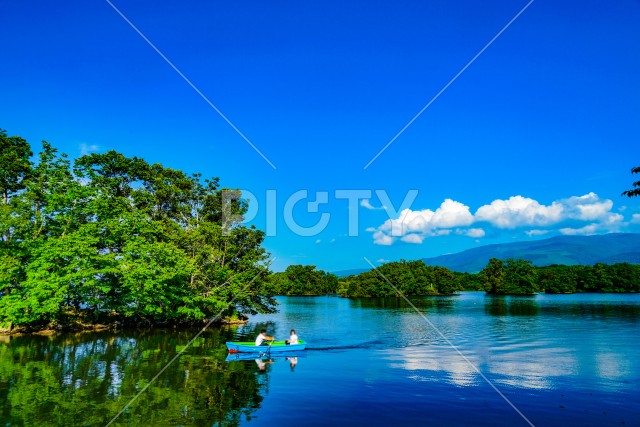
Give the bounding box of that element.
[334,233,640,276]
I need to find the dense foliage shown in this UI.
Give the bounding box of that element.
[0,130,275,329]
[338,260,463,297]
[622,166,640,197]
[537,262,640,293]
[335,258,640,297]
[480,258,538,295]
[266,265,339,295]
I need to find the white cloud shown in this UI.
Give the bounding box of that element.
[361,199,385,210]
[370,200,471,245]
[475,196,563,228]
[376,258,390,263]
[315,239,321,244]
[373,230,395,246]
[631,213,640,224]
[604,213,624,225]
[330,238,336,243]
[562,192,613,221]
[465,228,485,238]
[431,199,474,228]
[525,229,549,237]
[368,192,626,245]
[79,143,99,156]
[376,199,473,236]
[474,193,622,230]
[401,234,425,244]
[559,224,599,236]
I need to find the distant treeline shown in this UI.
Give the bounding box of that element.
[276,259,640,297]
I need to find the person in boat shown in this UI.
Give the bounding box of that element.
[285,329,298,345]
[255,329,274,346]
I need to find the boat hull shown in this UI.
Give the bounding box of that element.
[226,340,306,353]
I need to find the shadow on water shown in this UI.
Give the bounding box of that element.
[484,295,640,321]
[349,296,458,313]
[484,296,540,316]
[0,327,269,426]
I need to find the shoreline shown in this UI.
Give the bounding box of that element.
[0,315,248,337]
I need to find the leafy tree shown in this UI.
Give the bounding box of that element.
[503,258,537,294]
[456,272,484,290]
[0,133,276,330]
[268,265,339,295]
[336,260,462,297]
[0,129,32,206]
[622,166,640,197]
[480,258,506,295]
[537,265,577,293]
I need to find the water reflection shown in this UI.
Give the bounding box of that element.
[484,297,540,316]
[350,296,458,313]
[0,328,268,426]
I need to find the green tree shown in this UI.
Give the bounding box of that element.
[538,265,577,293]
[268,265,339,295]
[480,258,506,295]
[0,133,276,330]
[503,258,537,294]
[336,260,461,297]
[0,129,32,206]
[622,166,640,197]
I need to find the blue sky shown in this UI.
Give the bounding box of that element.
[2,0,639,272]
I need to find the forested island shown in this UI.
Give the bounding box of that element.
[1,130,275,333]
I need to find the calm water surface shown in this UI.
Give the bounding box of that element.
[1,292,639,426]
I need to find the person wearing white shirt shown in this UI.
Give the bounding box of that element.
[255,329,274,346]
[286,329,298,345]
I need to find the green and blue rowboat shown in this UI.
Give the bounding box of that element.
[226,340,306,353]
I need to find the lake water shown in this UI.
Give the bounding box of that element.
[1,292,639,426]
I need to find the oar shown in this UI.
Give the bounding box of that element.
[265,337,275,358]
[260,337,275,359]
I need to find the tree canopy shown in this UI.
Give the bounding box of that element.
[338,260,463,297]
[335,258,640,297]
[622,166,640,197]
[0,131,275,330]
[266,265,339,295]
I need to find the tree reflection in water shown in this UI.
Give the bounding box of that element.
[0,328,268,426]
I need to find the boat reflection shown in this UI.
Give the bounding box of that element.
[226,351,307,363]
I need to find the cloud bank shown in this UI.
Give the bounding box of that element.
[369,192,632,245]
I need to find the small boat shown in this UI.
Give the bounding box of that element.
[226,340,306,353]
